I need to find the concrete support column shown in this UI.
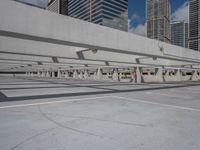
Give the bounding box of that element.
[106,73,110,80]
[130,70,136,83]
[84,70,89,79]
[39,72,42,77]
[136,67,143,83]
[191,70,198,81]
[31,72,34,77]
[79,71,84,79]
[64,71,69,78]
[52,71,55,78]
[25,72,28,77]
[44,71,47,77]
[165,70,171,81]
[57,70,61,78]
[96,68,103,80]
[165,70,169,77]
[119,72,123,81]
[46,71,50,78]
[26,72,30,77]
[175,69,181,82]
[93,71,97,80]
[112,68,119,81]
[73,70,78,79]
[41,71,45,77]
[37,71,40,77]
[30,72,33,77]
[156,67,164,83]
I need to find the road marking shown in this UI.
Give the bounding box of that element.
[2,90,86,98]
[1,95,200,112]
[168,89,200,95]
[185,87,200,92]
[114,96,200,112]
[145,91,191,99]
[0,96,113,109]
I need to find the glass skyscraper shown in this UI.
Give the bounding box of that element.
[171,21,188,48]
[47,0,68,15]
[189,0,200,51]
[68,0,128,31]
[146,0,171,43]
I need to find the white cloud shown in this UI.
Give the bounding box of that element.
[131,12,141,21]
[128,13,147,37]
[129,22,147,37]
[171,2,189,22]
[128,19,131,29]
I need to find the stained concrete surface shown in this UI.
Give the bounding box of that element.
[0,76,200,150]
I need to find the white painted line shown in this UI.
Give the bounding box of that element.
[114,96,200,112]
[145,91,191,99]
[168,89,200,95]
[3,90,86,98]
[0,96,113,109]
[185,87,200,92]
[1,95,200,112]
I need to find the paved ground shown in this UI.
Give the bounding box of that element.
[0,76,200,150]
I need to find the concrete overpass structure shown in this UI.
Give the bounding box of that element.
[0,0,200,83]
[1,2,200,149]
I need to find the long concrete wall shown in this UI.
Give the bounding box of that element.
[0,0,200,64]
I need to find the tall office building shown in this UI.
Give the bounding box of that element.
[68,0,128,31]
[47,0,68,15]
[171,21,188,48]
[189,0,200,51]
[146,0,171,43]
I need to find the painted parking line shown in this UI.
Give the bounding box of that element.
[168,89,200,94]
[145,91,191,99]
[2,89,86,98]
[1,94,200,112]
[114,96,200,112]
[0,96,114,109]
[185,87,200,91]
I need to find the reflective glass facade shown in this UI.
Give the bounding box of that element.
[171,21,188,48]
[68,0,128,31]
[147,0,171,43]
[47,0,68,15]
[189,0,200,51]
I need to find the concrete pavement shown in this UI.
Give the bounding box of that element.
[0,76,200,150]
